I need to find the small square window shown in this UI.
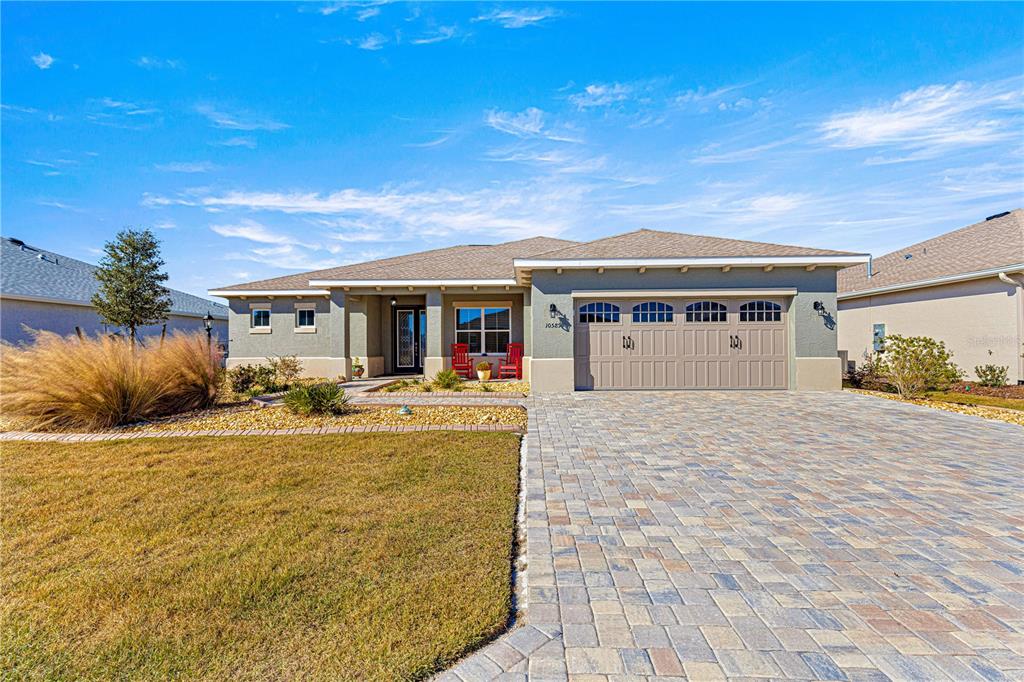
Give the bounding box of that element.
[296,308,315,328]
[252,309,271,328]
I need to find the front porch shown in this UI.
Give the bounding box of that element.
[344,289,530,380]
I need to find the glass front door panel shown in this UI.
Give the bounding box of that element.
[397,309,415,368]
[419,310,427,366]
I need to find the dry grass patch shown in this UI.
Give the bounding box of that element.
[1,433,521,680]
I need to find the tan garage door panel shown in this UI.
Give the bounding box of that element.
[574,298,789,390]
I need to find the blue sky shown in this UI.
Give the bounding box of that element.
[3,2,1022,298]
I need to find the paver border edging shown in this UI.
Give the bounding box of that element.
[0,423,524,442]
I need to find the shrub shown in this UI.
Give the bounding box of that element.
[267,355,303,386]
[432,368,461,390]
[476,361,491,372]
[844,355,891,392]
[0,330,221,431]
[226,355,303,396]
[876,335,963,398]
[282,382,350,416]
[974,364,1009,388]
[226,364,275,395]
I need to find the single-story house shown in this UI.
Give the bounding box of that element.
[211,229,868,392]
[838,209,1024,384]
[0,236,228,346]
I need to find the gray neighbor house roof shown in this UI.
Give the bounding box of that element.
[1,237,227,318]
[838,209,1024,297]
[213,229,861,293]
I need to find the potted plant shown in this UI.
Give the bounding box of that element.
[476,361,492,382]
[352,357,365,379]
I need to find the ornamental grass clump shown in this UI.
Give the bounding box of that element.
[282,382,350,416]
[432,368,461,390]
[0,331,222,431]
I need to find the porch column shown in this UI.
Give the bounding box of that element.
[328,289,352,379]
[347,294,384,377]
[423,290,444,378]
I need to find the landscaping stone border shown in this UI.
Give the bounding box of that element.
[0,423,524,443]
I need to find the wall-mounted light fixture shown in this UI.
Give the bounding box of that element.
[813,301,826,316]
[389,296,398,307]
[549,303,558,318]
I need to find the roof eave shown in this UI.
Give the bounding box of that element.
[307,279,518,287]
[838,263,1024,300]
[208,289,331,298]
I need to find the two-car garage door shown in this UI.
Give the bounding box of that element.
[574,297,788,390]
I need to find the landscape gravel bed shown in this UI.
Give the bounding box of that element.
[376,380,530,394]
[848,388,1024,426]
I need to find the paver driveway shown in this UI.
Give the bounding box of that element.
[442,391,1024,681]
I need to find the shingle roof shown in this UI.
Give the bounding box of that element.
[0,237,228,318]
[838,209,1024,295]
[212,236,579,291]
[525,228,858,260]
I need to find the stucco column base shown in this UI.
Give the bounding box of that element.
[529,358,575,393]
[361,355,385,378]
[423,356,445,379]
[521,356,531,382]
[795,357,842,390]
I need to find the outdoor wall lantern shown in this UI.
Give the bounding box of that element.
[202,312,214,348]
[549,303,558,318]
[390,296,398,307]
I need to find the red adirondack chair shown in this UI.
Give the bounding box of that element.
[450,343,473,379]
[498,342,524,380]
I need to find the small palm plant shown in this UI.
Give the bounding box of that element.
[282,382,350,415]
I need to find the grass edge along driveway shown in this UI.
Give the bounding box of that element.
[1,432,521,681]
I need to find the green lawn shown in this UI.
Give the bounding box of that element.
[925,391,1024,412]
[1,433,521,681]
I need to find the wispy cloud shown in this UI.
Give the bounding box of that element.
[135,56,182,69]
[569,82,635,110]
[152,219,177,230]
[85,97,161,129]
[355,6,380,21]
[154,161,216,173]
[472,7,561,29]
[32,52,54,70]
[175,180,589,240]
[485,107,582,143]
[195,104,289,131]
[211,218,303,245]
[692,135,804,165]
[819,80,1023,162]
[356,32,387,50]
[411,25,457,45]
[404,132,453,148]
[212,136,257,149]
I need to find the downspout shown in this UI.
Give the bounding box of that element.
[998,271,1024,384]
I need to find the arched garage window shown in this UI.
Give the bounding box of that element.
[684,301,727,323]
[579,302,620,324]
[632,301,673,323]
[739,300,782,322]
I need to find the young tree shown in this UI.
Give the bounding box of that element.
[91,228,172,343]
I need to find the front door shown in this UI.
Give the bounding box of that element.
[393,306,425,374]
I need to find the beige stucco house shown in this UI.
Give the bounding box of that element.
[838,209,1024,384]
[211,229,869,392]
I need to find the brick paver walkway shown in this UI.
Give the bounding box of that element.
[442,390,1024,681]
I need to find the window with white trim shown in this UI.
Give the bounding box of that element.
[296,308,316,328]
[251,307,271,328]
[456,307,510,354]
[739,300,782,322]
[685,301,727,323]
[632,301,673,323]
[578,302,620,324]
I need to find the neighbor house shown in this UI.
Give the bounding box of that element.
[838,209,1024,384]
[210,229,868,392]
[1,236,228,345]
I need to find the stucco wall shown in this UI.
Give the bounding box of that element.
[529,266,841,361]
[838,277,1023,384]
[1,298,227,346]
[225,294,347,377]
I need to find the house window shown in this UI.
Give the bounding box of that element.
[251,308,271,328]
[685,301,727,323]
[579,302,620,324]
[296,308,315,328]
[456,307,510,354]
[632,301,673,323]
[739,300,782,322]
